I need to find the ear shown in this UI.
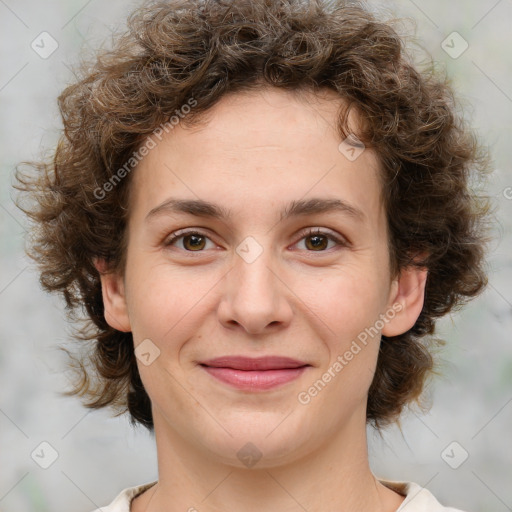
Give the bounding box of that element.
[381,261,428,338]
[94,258,131,332]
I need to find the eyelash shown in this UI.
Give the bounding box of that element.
[163,228,348,253]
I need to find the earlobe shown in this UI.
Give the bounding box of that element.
[381,264,428,338]
[94,258,131,332]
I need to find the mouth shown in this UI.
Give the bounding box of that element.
[199,356,311,391]
[200,355,310,371]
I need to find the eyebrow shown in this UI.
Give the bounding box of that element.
[145,197,365,223]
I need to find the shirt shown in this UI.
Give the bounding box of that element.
[90,479,467,511]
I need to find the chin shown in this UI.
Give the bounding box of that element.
[194,418,312,470]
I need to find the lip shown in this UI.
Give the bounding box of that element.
[200,356,309,371]
[199,356,311,391]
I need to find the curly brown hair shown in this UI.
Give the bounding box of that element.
[14,0,493,431]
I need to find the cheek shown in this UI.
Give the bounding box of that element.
[297,266,385,339]
[124,256,218,349]
[290,271,386,421]
[296,267,386,389]
[123,260,175,339]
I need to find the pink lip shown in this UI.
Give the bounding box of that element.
[199,356,311,391]
[200,356,309,370]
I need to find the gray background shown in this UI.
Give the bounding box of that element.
[1,1,511,511]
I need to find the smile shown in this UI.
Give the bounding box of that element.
[200,365,310,391]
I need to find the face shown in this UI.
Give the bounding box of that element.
[100,87,426,468]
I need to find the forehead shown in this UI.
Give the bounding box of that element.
[128,87,384,228]
[178,86,361,152]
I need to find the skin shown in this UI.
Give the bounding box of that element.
[97,87,427,512]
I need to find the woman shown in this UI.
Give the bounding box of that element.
[15,0,491,510]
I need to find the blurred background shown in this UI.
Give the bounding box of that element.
[0,0,511,511]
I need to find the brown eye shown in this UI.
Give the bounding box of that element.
[295,228,346,252]
[304,233,329,251]
[182,234,206,251]
[164,230,214,251]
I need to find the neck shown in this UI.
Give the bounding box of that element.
[131,409,404,512]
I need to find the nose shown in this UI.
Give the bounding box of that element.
[217,242,293,335]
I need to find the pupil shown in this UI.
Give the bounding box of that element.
[308,235,327,250]
[182,234,328,251]
[186,235,205,250]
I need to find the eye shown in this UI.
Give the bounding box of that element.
[163,227,348,254]
[293,228,347,252]
[164,230,216,252]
